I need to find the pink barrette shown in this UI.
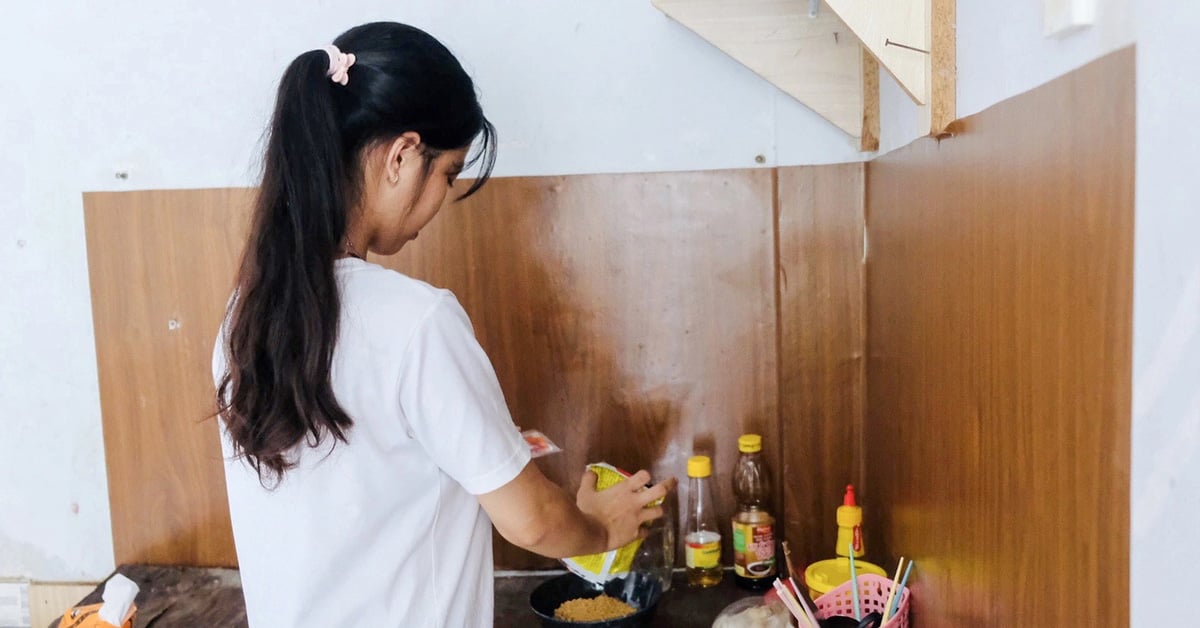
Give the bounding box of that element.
[322,45,356,86]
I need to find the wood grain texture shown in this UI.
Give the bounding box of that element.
[83,189,249,568]
[776,163,866,572]
[863,48,1133,627]
[926,0,956,134]
[85,170,781,571]
[378,169,780,569]
[861,52,881,152]
[51,566,246,628]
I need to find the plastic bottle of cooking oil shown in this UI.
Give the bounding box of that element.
[732,434,777,591]
[685,455,722,587]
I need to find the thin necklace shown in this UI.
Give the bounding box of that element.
[343,238,364,260]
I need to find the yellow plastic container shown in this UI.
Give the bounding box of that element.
[804,484,887,598]
[805,557,887,599]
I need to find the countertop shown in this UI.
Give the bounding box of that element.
[54,565,760,627]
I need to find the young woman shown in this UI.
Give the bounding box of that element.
[213,22,672,627]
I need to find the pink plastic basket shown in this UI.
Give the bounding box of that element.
[814,573,911,628]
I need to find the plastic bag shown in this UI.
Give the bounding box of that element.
[711,596,792,628]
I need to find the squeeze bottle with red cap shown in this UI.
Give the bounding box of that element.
[803,484,887,599]
[837,484,864,558]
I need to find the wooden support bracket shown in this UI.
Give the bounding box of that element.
[653,0,954,145]
[825,0,955,135]
[653,0,880,150]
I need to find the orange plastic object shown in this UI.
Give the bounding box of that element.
[56,603,136,628]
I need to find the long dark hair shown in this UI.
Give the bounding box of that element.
[216,22,497,485]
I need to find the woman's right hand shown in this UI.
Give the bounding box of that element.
[576,469,676,551]
[480,462,677,559]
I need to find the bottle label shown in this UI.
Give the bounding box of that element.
[732,521,776,578]
[685,534,722,569]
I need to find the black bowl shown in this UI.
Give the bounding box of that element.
[529,571,663,627]
[820,612,885,628]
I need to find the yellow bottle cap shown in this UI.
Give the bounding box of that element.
[738,434,763,453]
[687,455,712,478]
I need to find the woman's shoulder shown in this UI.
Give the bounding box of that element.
[338,259,455,325]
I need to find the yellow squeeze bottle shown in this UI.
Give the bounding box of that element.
[837,484,864,559]
[804,485,887,599]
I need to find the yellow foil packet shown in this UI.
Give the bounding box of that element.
[562,462,663,584]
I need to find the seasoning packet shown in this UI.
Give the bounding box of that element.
[522,429,562,458]
[561,462,665,584]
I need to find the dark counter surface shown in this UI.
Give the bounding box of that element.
[51,565,247,628]
[54,565,758,627]
[496,570,757,627]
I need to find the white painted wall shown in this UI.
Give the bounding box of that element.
[0,0,857,583]
[1132,2,1200,626]
[3,1,1190,604]
[876,0,1135,155]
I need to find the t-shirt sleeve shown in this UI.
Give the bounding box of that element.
[397,293,531,495]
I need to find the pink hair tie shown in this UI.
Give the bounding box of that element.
[322,45,356,86]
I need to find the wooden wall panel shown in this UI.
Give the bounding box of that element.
[379,170,780,569]
[863,48,1133,627]
[776,163,867,571]
[83,188,250,567]
[85,170,780,571]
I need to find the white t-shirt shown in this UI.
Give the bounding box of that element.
[212,257,531,627]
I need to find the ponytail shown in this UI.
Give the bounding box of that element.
[216,23,497,485]
[217,50,353,484]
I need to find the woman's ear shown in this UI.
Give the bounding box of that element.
[383,132,424,184]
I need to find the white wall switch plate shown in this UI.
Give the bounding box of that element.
[1045,0,1096,37]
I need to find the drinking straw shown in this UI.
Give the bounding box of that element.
[773,578,812,628]
[791,577,820,628]
[886,559,915,621]
[782,541,799,578]
[848,542,861,620]
[880,557,906,624]
[782,541,820,627]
